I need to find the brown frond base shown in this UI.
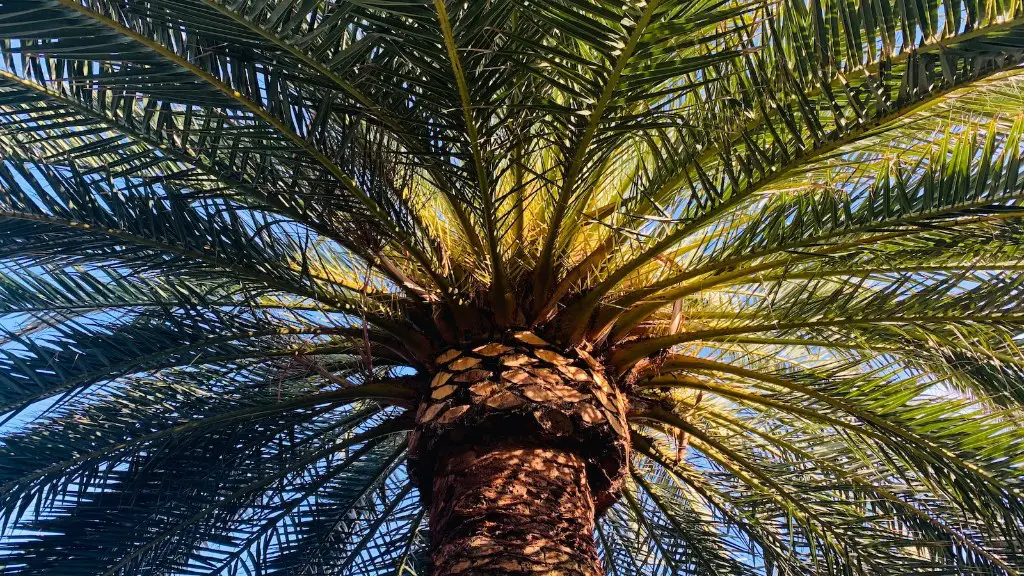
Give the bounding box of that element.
[408,331,631,513]
[429,442,601,576]
[408,331,631,573]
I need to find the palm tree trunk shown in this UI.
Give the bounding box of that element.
[408,332,631,576]
[429,442,600,575]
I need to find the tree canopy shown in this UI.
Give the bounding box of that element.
[1,0,1024,574]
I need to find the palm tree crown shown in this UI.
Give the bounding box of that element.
[1,0,1024,574]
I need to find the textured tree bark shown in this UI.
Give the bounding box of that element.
[407,331,631,576]
[429,442,601,575]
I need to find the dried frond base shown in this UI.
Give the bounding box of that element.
[430,444,601,576]
[408,331,631,515]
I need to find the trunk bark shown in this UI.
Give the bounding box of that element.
[408,332,630,576]
[430,442,601,576]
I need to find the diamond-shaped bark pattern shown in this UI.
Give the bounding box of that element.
[408,331,630,514]
[430,445,602,576]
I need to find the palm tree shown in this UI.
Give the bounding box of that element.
[2,0,1024,574]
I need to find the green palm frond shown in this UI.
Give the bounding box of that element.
[2,0,1024,574]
